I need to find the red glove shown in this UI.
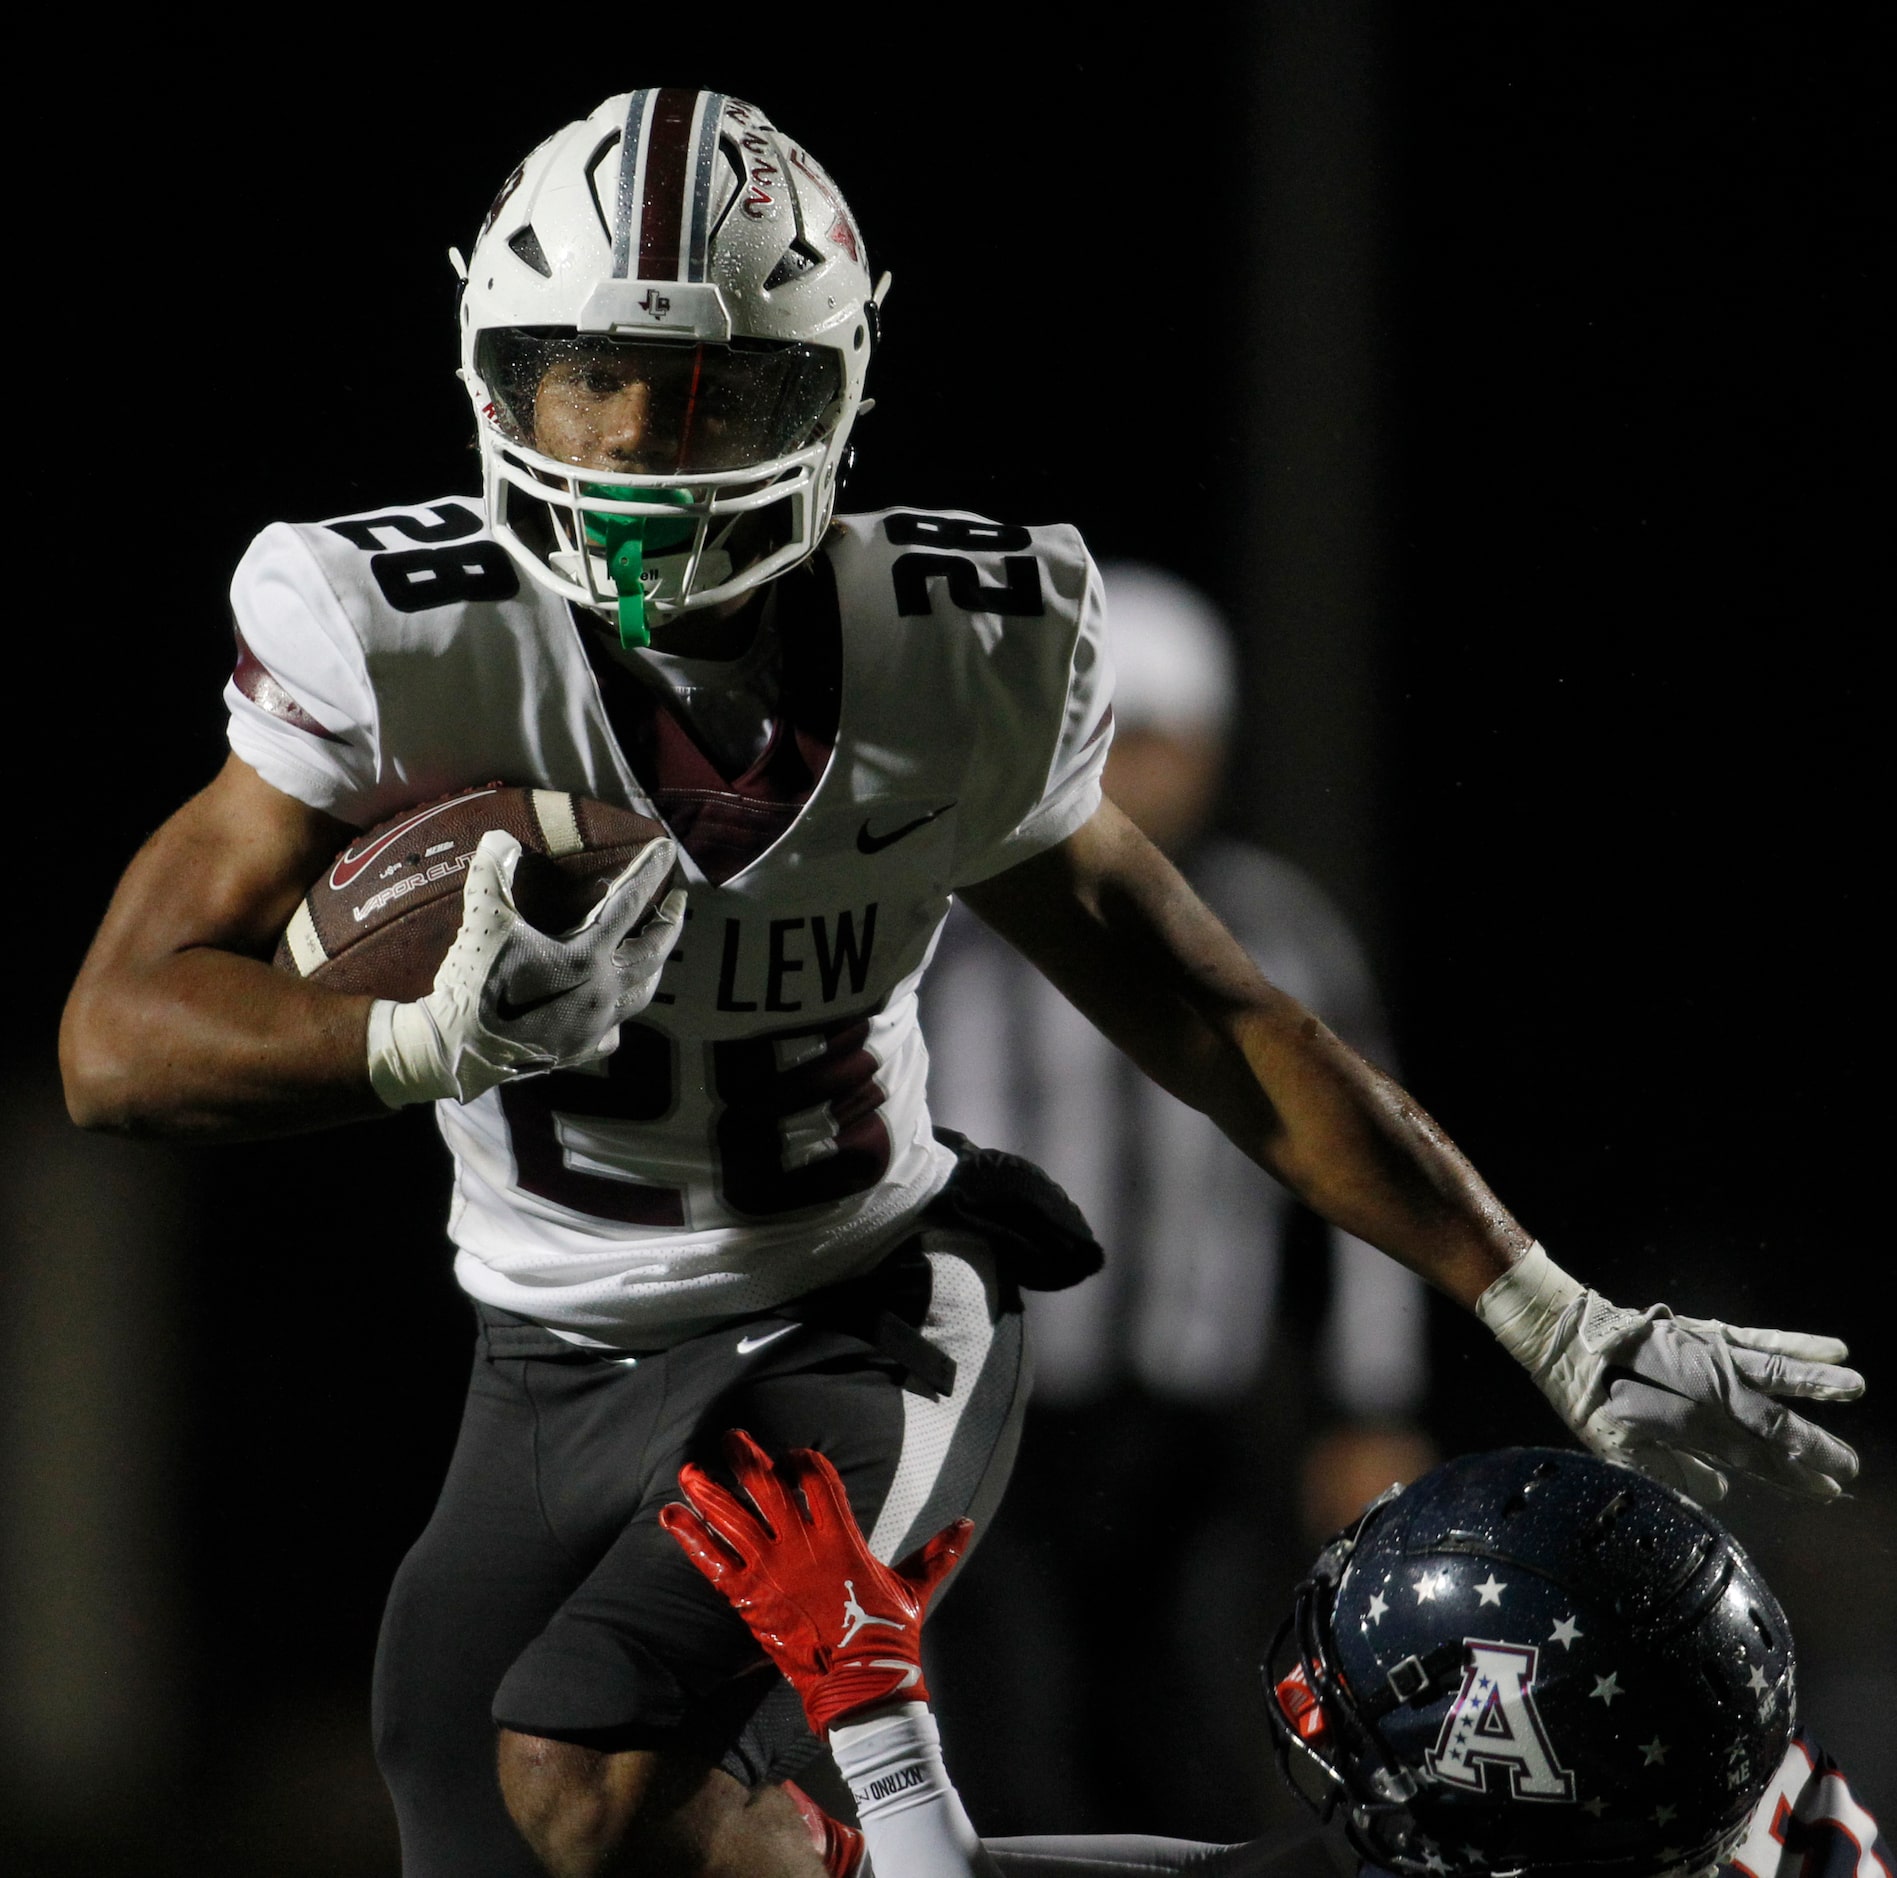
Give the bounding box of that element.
[659,1428,972,1737]
[782,1780,866,1878]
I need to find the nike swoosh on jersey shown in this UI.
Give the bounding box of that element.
[492,979,585,1022]
[856,803,954,854]
[736,1325,799,1356]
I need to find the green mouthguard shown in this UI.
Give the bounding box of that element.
[581,486,698,648]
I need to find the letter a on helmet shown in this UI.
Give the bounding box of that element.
[1264,1449,1799,1878]
[1425,1642,1576,1801]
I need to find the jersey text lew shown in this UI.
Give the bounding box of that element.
[715,906,878,1013]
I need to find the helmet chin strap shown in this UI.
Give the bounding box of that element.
[582,487,697,648]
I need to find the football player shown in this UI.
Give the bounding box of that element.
[59,89,1864,1878]
[664,1432,1889,1878]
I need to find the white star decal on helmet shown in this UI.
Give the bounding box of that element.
[1589,1671,1623,1706]
[1550,1614,1583,1648]
[1474,1573,1507,1606]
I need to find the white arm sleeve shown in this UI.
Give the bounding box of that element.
[830,1706,1001,1878]
[831,1707,1299,1877]
[985,1837,1329,1875]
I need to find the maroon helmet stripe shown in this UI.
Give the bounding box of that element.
[639,87,699,281]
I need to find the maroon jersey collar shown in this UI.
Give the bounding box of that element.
[576,555,843,885]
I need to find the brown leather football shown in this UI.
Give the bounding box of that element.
[274,785,671,1000]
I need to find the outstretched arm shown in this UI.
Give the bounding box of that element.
[961,801,1863,1501]
[961,801,1519,1309]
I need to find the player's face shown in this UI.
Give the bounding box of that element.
[528,339,840,477]
[534,348,671,473]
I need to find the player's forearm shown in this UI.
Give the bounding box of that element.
[61,947,382,1138]
[1201,997,1526,1308]
[1064,959,1522,1306]
[966,807,1527,1309]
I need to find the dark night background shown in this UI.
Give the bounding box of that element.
[6,6,1887,1870]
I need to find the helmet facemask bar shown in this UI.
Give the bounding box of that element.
[1266,1508,1429,1871]
[482,435,825,644]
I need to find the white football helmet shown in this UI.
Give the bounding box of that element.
[458,89,882,645]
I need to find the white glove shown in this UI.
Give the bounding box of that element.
[1477,1243,1863,1504]
[366,828,685,1106]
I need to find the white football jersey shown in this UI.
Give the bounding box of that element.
[225,498,1112,1342]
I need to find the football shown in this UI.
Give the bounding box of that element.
[274,784,671,1000]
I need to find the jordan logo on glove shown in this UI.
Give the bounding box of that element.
[839,1581,907,1647]
[659,1429,973,1738]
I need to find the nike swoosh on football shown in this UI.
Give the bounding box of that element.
[328,788,500,890]
[736,1325,799,1355]
[492,979,585,1022]
[856,803,954,854]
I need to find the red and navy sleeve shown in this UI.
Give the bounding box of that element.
[1725,1728,1891,1878]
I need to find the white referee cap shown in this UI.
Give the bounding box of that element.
[1098,561,1237,736]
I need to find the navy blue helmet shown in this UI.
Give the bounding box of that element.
[1266,1448,1795,1878]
